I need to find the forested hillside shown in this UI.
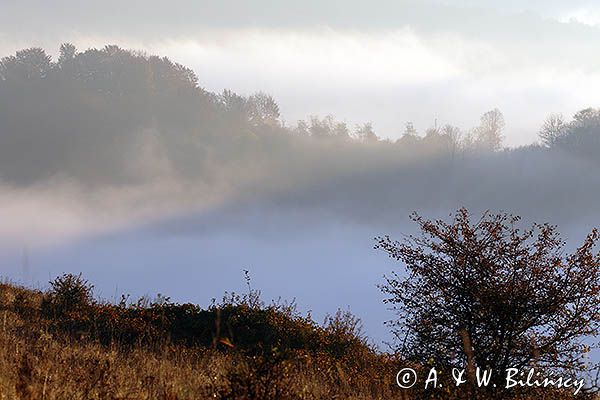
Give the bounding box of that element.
[1,45,599,227]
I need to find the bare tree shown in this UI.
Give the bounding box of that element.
[539,113,565,147]
[441,124,462,157]
[474,109,505,151]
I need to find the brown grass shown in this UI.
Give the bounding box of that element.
[0,278,402,399]
[0,277,595,400]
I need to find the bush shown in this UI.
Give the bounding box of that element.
[41,273,95,333]
[30,273,373,366]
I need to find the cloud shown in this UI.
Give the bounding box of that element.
[559,7,600,26]
[0,177,235,249]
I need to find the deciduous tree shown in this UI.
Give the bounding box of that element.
[377,209,599,387]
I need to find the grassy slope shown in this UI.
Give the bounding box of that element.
[0,277,594,400]
[0,279,400,399]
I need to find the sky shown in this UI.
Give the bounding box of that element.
[2,0,600,145]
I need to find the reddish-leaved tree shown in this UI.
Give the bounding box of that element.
[377,209,599,386]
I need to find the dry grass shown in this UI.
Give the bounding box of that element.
[0,277,595,400]
[0,279,402,400]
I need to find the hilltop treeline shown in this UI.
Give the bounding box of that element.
[1,44,599,226]
[1,44,598,184]
[0,44,288,183]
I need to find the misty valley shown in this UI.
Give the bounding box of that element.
[0,19,599,399]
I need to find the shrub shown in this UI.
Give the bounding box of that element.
[41,273,95,333]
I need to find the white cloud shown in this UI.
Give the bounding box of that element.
[560,7,600,26]
[147,28,464,91]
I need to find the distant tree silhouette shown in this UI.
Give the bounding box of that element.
[297,115,350,140]
[572,108,599,126]
[57,43,77,66]
[403,121,418,137]
[0,48,52,81]
[556,108,600,158]
[473,108,504,151]
[441,124,462,157]
[0,44,217,182]
[247,92,281,127]
[424,125,440,138]
[219,89,250,124]
[1,43,599,202]
[422,123,463,155]
[538,108,600,159]
[377,209,599,390]
[538,113,565,147]
[396,122,420,147]
[355,122,378,143]
[293,119,310,136]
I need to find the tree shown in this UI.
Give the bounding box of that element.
[305,115,350,140]
[441,124,462,156]
[376,209,599,388]
[332,120,350,139]
[538,113,565,147]
[474,109,504,151]
[247,92,280,127]
[396,121,420,146]
[355,122,378,143]
[553,108,600,158]
[422,123,464,155]
[57,43,77,67]
[441,124,461,144]
[293,119,310,136]
[219,89,250,123]
[572,107,599,127]
[403,121,418,137]
[0,47,52,81]
[308,116,332,138]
